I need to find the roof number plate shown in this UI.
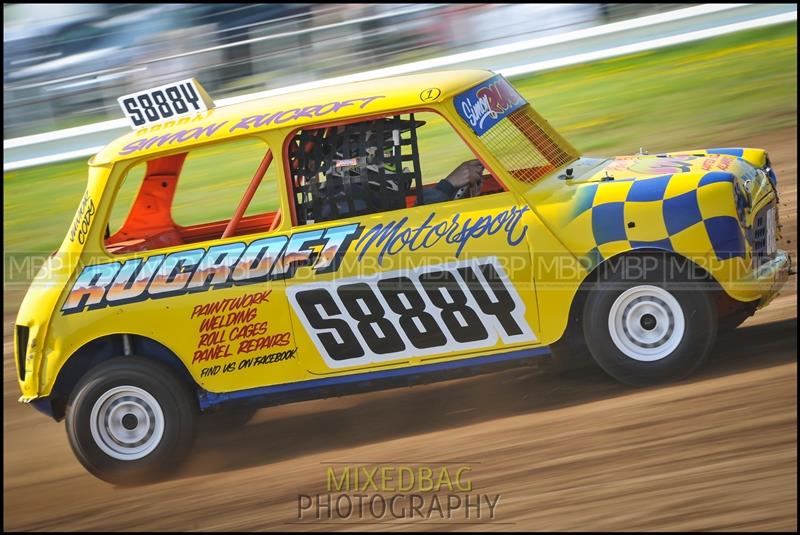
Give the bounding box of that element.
[118,78,214,129]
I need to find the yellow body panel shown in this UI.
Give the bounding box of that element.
[92,70,497,166]
[14,70,789,406]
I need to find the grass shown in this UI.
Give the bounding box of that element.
[513,24,797,153]
[4,23,797,263]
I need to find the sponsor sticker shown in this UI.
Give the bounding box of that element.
[454,75,525,136]
[335,158,360,168]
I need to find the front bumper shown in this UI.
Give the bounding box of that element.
[755,249,791,308]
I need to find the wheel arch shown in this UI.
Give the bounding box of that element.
[559,248,725,343]
[46,334,199,421]
[548,247,725,372]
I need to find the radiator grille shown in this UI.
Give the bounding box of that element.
[750,202,776,269]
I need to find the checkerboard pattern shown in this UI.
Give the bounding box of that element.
[568,172,747,270]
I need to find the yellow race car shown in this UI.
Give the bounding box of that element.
[13,70,790,484]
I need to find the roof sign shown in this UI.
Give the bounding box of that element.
[118,78,215,130]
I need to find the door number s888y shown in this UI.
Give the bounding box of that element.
[287,257,537,368]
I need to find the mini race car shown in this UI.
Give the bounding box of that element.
[13,70,790,484]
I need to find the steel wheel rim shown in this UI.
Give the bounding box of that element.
[89,385,165,461]
[608,285,685,362]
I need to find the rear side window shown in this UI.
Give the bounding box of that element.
[106,137,280,255]
[174,138,279,226]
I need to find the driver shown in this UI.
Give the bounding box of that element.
[428,158,485,202]
[292,117,484,222]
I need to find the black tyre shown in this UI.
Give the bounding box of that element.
[547,319,596,374]
[582,257,717,386]
[65,357,197,486]
[718,307,754,333]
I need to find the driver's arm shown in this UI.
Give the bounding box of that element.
[416,159,484,205]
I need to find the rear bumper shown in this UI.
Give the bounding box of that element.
[19,395,58,420]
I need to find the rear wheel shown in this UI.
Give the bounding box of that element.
[582,258,717,386]
[65,357,197,485]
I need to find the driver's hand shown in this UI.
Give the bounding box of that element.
[444,159,484,194]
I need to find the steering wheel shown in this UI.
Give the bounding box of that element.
[453,175,483,200]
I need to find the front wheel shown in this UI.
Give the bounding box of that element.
[65,357,197,485]
[583,260,717,386]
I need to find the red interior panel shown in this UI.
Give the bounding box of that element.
[106,153,187,251]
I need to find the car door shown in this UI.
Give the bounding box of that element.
[284,181,542,377]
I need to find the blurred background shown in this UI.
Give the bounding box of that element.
[4,3,690,138]
[3,4,797,532]
[2,2,797,278]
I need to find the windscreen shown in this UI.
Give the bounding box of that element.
[454,74,578,183]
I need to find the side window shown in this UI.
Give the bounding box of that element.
[106,137,280,255]
[286,111,504,226]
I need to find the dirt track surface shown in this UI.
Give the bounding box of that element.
[3,130,797,531]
